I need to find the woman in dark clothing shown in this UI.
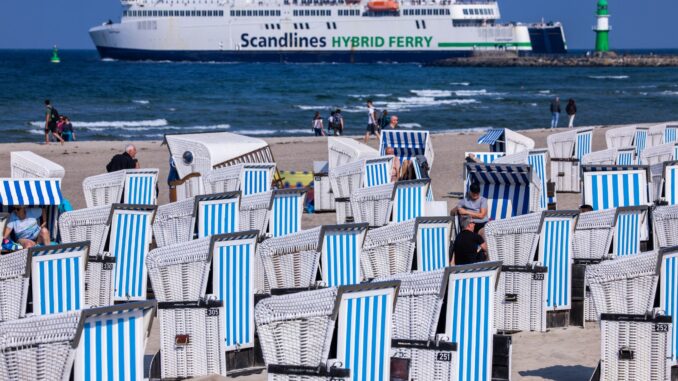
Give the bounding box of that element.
[566,99,577,128]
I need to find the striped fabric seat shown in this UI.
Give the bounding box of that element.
[380,130,433,166]
[660,247,678,361]
[666,126,678,144]
[193,192,240,238]
[635,128,649,158]
[538,211,578,310]
[108,204,156,301]
[477,129,505,152]
[464,152,504,164]
[269,189,306,237]
[613,207,647,257]
[319,224,368,287]
[527,150,549,210]
[665,161,678,205]
[336,281,399,381]
[392,180,430,223]
[211,231,257,351]
[0,178,63,242]
[575,130,593,161]
[582,165,650,211]
[241,164,275,196]
[123,169,158,205]
[364,157,393,188]
[465,163,538,220]
[415,217,453,272]
[445,262,501,381]
[410,157,434,202]
[74,301,156,381]
[30,243,88,315]
[616,149,636,165]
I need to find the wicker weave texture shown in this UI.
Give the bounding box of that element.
[572,209,616,260]
[240,192,272,236]
[147,237,212,302]
[203,164,242,194]
[494,269,547,332]
[84,257,115,308]
[82,170,125,208]
[152,198,195,248]
[391,344,457,381]
[335,200,353,224]
[351,183,394,227]
[10,151,65,179]
[653,205,678,249]
[58,205,111,255]
[362,221,416,279]
[0,250,28,322]
[485,213,541,266]
[256,228,321,292]
[329,160,364,199]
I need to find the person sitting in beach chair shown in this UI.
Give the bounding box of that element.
[451,216,487,266]
[451,182,489,236]
[3,206,50,249]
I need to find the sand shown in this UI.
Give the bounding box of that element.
[0,125,619,380]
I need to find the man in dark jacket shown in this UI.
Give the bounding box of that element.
[550,97,561,129]
[451,216,488,266]
[106,144,139,172]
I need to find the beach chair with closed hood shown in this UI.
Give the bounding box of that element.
[351,179,431,227]
[611,206,649,257]
[83,168,159,207]
[318,223,368,287]
[581,164,651,211]
[547,127,593,192]
[654,205,678,249]
[605,125,649,162]
[203,162,276,196]
[640,141,677,167]
[476,128,535,155]
[192,191,240,238]
[495,148,552,210]
[268,188,306,238]
[379,130,435,168]
[328,136,379,170]
[414,216,453,272]
[648,122,676,147]
[0,177,64,243]
[10,151,65,179]
[361,219,416,279]
[583,148,637,166]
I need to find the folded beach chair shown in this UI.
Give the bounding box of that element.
[203,162,276,196]
[414,216,453,272]
[547,127,593,192]
[256,227,321,293]
[612,206,649,257]
[29,242,89,315]
[192,191,240,238]
[582,148,637,166]
[350,183,394,227]
[572,209,616,260]
[327,136,379,170]
[0,249,28,322]
[485,212,541,266]
[152,197,194,247]
[464,151,505,164]
[73,301,156,381]
[361,220,416,279]
[380,129,435,167]
[477,128,535,155]
[581,165,651,210]
[444,262,502,381]
[106,204,156,302]
[495,263,548,333]
[496,148,551,210]
[269,188,306,237]
[10,151,65,179]
[658,246,678,362]
[239,191,272,237]
[654,205,678,249]
[605,125,649,159]
[464,163,541,220]
[640,142,676,167]
[0,311,81,380]
[318,223,368,287]
[0,177,64,242]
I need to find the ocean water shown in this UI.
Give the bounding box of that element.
[1,49,677,142]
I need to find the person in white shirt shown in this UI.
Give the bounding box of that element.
[3,206,50,248]
[363,100,379,143]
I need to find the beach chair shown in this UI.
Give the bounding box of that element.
[658,246,678,362]
[392,179,430,223]
[73,301,156,381]
[0,311,81,380]
[106,204,156,302]
[10,151,65,179]
[361,220,416,279]
[328,136,379,170]
[415,216,453,272]
[547,127,593,192]
[83,170,126,208]
[464,151,504,164]
[29,242,89,315]
[495,263,548,332]
[151,197,194,248]
[122,168,158,205]
[581,165,651,210]
[572,209,616,260]
[444,262,502,381]
[612,206,649,257]
[654,160,678,205]
[256,227,321,292]
[313,161,335,212]
[269,188,306,237]
[380,129,435,167]
[496,148,551,210]
[192,192,240,238]
[605,125,639,149]
[0,249,29,322]
[640,142,676,167]
[203,163,276,197]
[318,223,368,287]
[582,148,634,166]
[485,213,541,266]
[350,183,394,227]
[0,177,64,242]
[648,123,667,147]
[538,211,579,311]
[59,205,110,255]
[239,191,272,237]
[654,205,678,249]
[464,163,541,220]
[477,128,535,155]
[667,125,678,144]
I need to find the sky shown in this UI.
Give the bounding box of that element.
[0,0,674,49]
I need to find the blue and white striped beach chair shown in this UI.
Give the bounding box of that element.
[666,125,678,144]
[123,168,159,205]
[444,262,501,381]
[581,165,651,210]
[319,223,368,287]
[210,231,258,352]
[660,161,678,205]
[107,204,156,302]
[415,216,453,272]
[30,242,88,316]
[612,206,649,257]
[336,281,400,381]
[380,130,434,167]
[392,179,430,223]
[193,192,240,238]
[241,163,275,196]
[576,129,593,161]
[0,177,63,241]
[364,156,394,188]
[659,246,678,362]
[537,211,579,311]
[547,128,593,193]
[465,152,504,164]
[616,148,637,165]
[74,301,156,381]
[477,128,535,155]
[496,149,551,210]
[269,188,307,237]
[635,128,649,159]
[465,163,540,220]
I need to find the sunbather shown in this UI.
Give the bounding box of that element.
[3,206,50,248]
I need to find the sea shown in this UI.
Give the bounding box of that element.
[1,49,677,142]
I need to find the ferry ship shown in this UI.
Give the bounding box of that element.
[90,0,566,62]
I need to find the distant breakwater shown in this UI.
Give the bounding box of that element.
[430,53,678,67]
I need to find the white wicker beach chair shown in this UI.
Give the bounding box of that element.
[157,298,227,379]
[82,170,126,208]
[313,161,335,212]
[269,188,307,237]
[581,165,651,210]
[192,191,240,238]
[59,205,111,255]
[547,127,593,192]
[0,177,64,242]
[329,157,387,201]
[654,205,678,249]
[444,262,502,381]
[350,183,394,227]
[106,204,156,302]
[658,246,678,362]
[361,220,416,279]
[239,191,272,237]
[495,148,551,210]
[415,216,453,272]
[582,147,637,166]
[605,125,638,149]
[318,223,368,287]
[612,206,649,258]
[29,243,89,315]
[152,197,194,248]
[572,209,616,260]
[654,160,678,205]
[123,168,159,205]
[495,264,548,332]
[380,129,435,167]
[203,162,276,197]
[0,311,81,381]
[146,236,211,302]
[640,142,676,167]
[327,137,379,170]
[666,124,678,144]
[485,212,541,266]
[73,301,156,381]
[464,151,504,164]
[648,123,668,147]
[202,164,242,195]
[256,227,321,293]
[477,128,535,155]
[10,151,65,179]
[0,249,28,322]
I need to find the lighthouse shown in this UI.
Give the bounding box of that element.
[594,0,610,52]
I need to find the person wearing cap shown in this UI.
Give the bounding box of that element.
[451,215,487,266]
[451,182,489,236]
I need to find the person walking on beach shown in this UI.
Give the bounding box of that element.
[363,100,379,143]
[331,109,344,136]
[566,99,577,128]
[312,111,325,136]
[550,97,561,129]
[388,115,399,129]
[106,144,140,172]
[44,100,65,145]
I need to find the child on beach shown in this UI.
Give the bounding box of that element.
[312,111,325,136]
[60,116,75,141]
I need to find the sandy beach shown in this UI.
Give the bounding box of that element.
[0,125,623,380]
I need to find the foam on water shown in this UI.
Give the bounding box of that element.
[450,82,471,86]
[30,119,168,128]
[132,100,150,105]
[588,75,630,80]
[399,123,422,129]
[410,89,452,97]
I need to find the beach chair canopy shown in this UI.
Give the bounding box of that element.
[11,151,65,179]
[648,123,670,147]
[0,178,62,206]
[478,128,535,155]
[164,131,273,181]
[496,149,550,210]
[465,151,504,164]
[328,137,379,170]
[659,246,678,361]
[59,205,111,255]
[485,212,541,266]
[581,165,651,211]
[380,130,434,167]
[583,148,637,166]
[318,223,368,287]
[640,142,677,167]
[546,127,593,160]
[193,191,240,238]
[572,208,617,260]
[256,227,321,292]
[537,210,579,310]
[152,197,194,248]
[415,216,453,272]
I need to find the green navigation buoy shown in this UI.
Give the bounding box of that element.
[51,46,61,64]
[594,0,610,52]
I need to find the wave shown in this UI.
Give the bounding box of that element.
[410,90,452,97]
[348,93,391,99]
[30,119,168,128]
[382,97,478,111]
[539,90,551,94]
[661,91,678,96]
[588,75,629,80]
[450,82,471,86]
[399,123,422,129]
[132,100,150,105]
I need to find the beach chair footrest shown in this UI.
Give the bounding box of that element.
[492,334,512,381]
[547,310,570,328]
[268,364,350,379]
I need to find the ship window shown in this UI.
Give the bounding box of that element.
[246,10,251,16]
[311,10,316,16]
[421,20,426,28]
[264,10,269,16]
[294,23,298,29]
[306,23,310,28]
[230,10,234,16]
[201,10,206,16]
[220,11,224,16]
[338,10,343,15]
